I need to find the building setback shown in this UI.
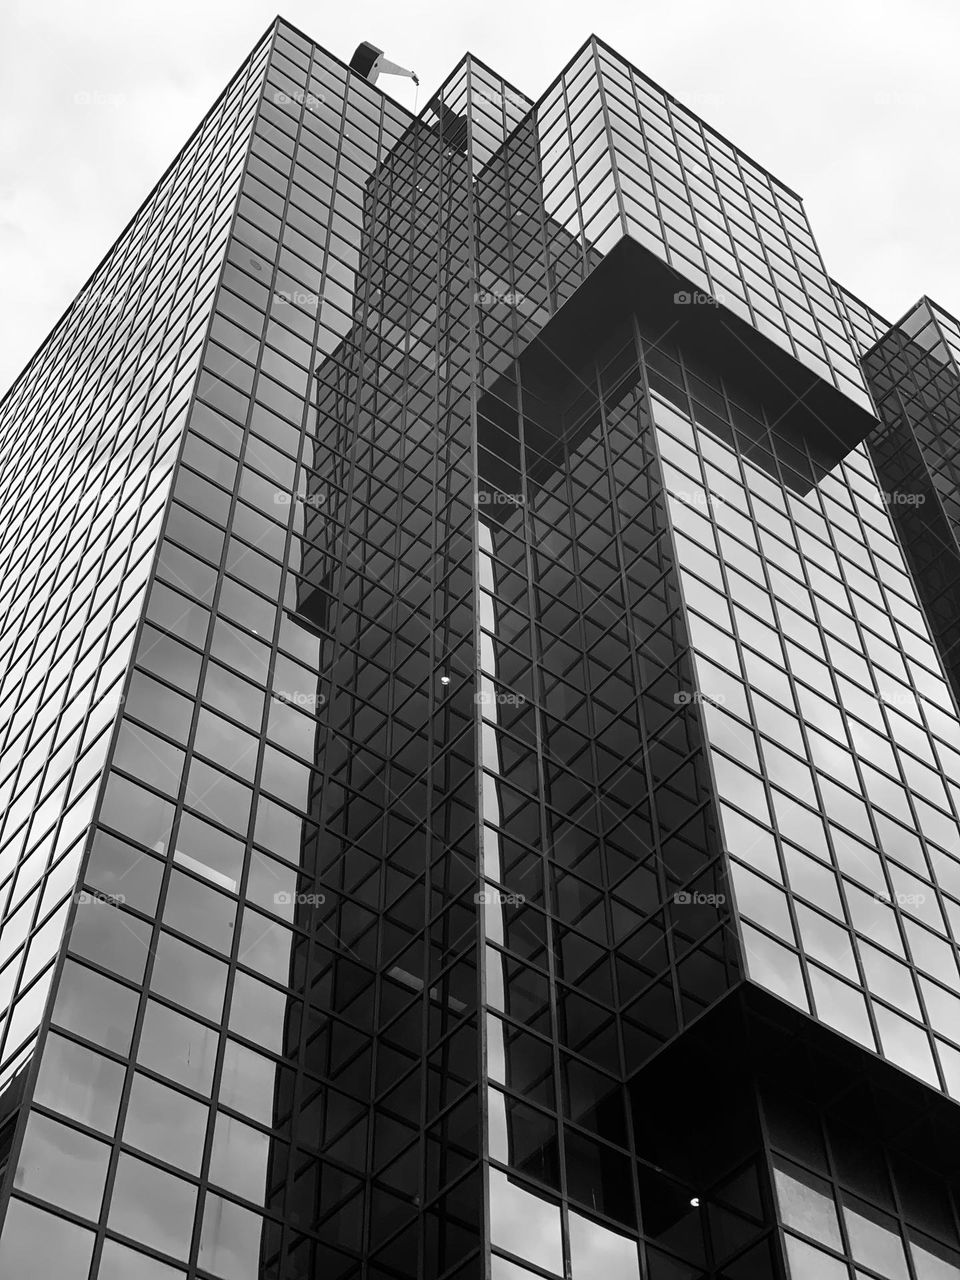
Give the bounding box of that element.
[0,16,959,1280]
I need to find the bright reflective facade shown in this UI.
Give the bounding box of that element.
[587,42,872,411]
[0,20,272,1228]
[654,359,960,1092]
[1,19,960,1280]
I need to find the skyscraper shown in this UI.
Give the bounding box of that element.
[1,16,959,1279]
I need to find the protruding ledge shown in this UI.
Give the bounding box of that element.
[478,235,878,499]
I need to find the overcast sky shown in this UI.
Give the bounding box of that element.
[1,0,957,397]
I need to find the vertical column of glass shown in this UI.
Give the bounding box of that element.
[467,62,551,377]
[532,45,613,312]
[864,300,960,713]
[469,59,565,1280]
[231,53,478,1280]
[380,67,485,1280]
[416,105,488,1280]
[0,29,274,1280]
[478,307,740,1276]
[0,23,387,1280]
[832,281,889,364]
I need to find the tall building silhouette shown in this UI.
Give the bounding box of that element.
[1,17,959,1280]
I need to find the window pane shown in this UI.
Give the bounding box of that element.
[174,812,244,891]
[114,721,185,795]
[489,1168,563,1274]
[51,959,140,1054]
[0,1197,95,1280]
[873,1004,940,1086]
[568,1209,641,1278]
[162,868,236,954]
[33,1032,125,1134]
[194,708,259,781]
[783,1234,848,1280]
[741,924,809,1010]
[84,832,164,915]
[198,1194,265,1280]
[98,773,176,853]
[909,1230,960,1280]
[68,898,152,983]
[237,910,293,984]
[228,971,288,1052]
[183,760,252,837]
[108,1153,198,1261]
[809,966,875,1050]
[772,1157,842,1249]
[730,863,793,938]
[137,1000,219,1094]
[149,933,228,1021]
[123,1073,209,1175]
[99,1239,186,1280]
[219,1039,278,1125]
[125,672,194,743]
[15,1110,110,1220]
[208,1112,270,1204]
[842,1195,909,1280]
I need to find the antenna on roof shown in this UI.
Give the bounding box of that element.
[349,42,419,87]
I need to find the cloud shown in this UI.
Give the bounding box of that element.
[2,0,958,396]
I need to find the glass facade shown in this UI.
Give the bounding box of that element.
[0,19,959,1280]
[495,39,867,414]
[860,299,960,712]
[756,1010,960,1280]
[653,344,960,1095]
[0,19,272,1211]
